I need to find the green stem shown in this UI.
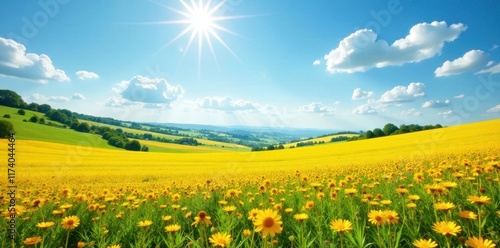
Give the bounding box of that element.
[478,206,482,237]
[64,231,70,248]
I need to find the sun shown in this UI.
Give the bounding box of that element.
[152,0,248,71]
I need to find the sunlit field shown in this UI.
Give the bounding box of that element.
[2,119,499,247]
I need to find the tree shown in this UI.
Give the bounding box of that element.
[365,130,376,139]
[0,90,27,108]
[38,104,52,113]
[3,114,10,118]
[141,145,149,152]
[124,140,141,151]
[0,120,15,138]
[29,115,39,123]
[28,102,39,111]
[372,128,385,137]
[17,109,26,115]
[76,122,91,133]
[383,123,399,135]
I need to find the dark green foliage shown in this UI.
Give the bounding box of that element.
[0,120,15,138]
[17,109,26,115]
[76,122,91,133]
[124,140,141,151]
[29,115,38,123]
[3,114,10,118]
[365,130,375,139]
[383,123,399,135]
[0,90,27,108]
[373,128,385,137]
[141,145,149,152]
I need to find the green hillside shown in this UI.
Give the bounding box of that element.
[0,105,248,153]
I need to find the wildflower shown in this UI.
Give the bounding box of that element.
[412,238,438,248]
[408,195,421,202]
[284,208,293,213]
[467,195,492,205]
[223,205,237,214]
[162,215,172,222]
[192,211,212,226]
[458,210,477,220]
[384,210,399,224]
[138,220,153,229]
[368,210,386,226]
[107,245,121,248]
[243,229,251,237]
[434,202,456,212]
[209,232,232,247]
[465,236,496,248]
[432,221,461,236]
[36,221,55,230]
[248,208,260,221]
[23,236,42,246]
[77,241,86,248]
[330,219,353,234]
[165,224,181,233]
[293,213,308,223]
[304,201,314,209]
[253,209,282,237]
[62,215,80,230]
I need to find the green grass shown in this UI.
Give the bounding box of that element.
[0,106,119,150]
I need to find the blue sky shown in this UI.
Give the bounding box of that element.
[1,0,499,130]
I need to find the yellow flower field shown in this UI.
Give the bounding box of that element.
[1,119,499,247]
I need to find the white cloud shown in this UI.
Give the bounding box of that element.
[352,88,374,100]
[197,96,259,111]
[487,61,494,67]
[104,96,138,108]
[334,100,341,105]
[453,94,465,99]
[491,44,498,50]
[401,108,422,116]
[0,37,69,82]
[476,63,500,75]
[380,82,425,103]
[29,93,49,101]
[434,50,488,77]
[486,104,500,113]
[438,110,453,116]
[117,75,184,104]
[312,59,321,65]
[422,99,450,108]
[352,104,377,115]
[298,102,335,114]
[76,70,99,80]
[323,21,466,73]
[49,96,70,102]
[72,93,85,100]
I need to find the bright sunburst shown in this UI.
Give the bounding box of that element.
[155,0,246,70]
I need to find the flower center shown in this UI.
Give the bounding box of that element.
[67,220,74,225]
[263,217,275,228]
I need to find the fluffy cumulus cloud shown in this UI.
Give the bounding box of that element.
[422,99,450,108]
[29,93,70,102]
[352,88,374,100]
[352,104,377,115]
[487,104,500,113]
[118,76,184,104]
[434,50,488,77]
[197,96,259,111]
[323,21,466,73]
[380,82,425,103]
[298,102,335,114]
[76,70,99,80]
[104,96,137,108]
[312,59,321,65]
[0,37,69,82]
[476,63,500,75]
[72,93,85,100]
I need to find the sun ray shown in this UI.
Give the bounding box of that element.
[149,0,249,72]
